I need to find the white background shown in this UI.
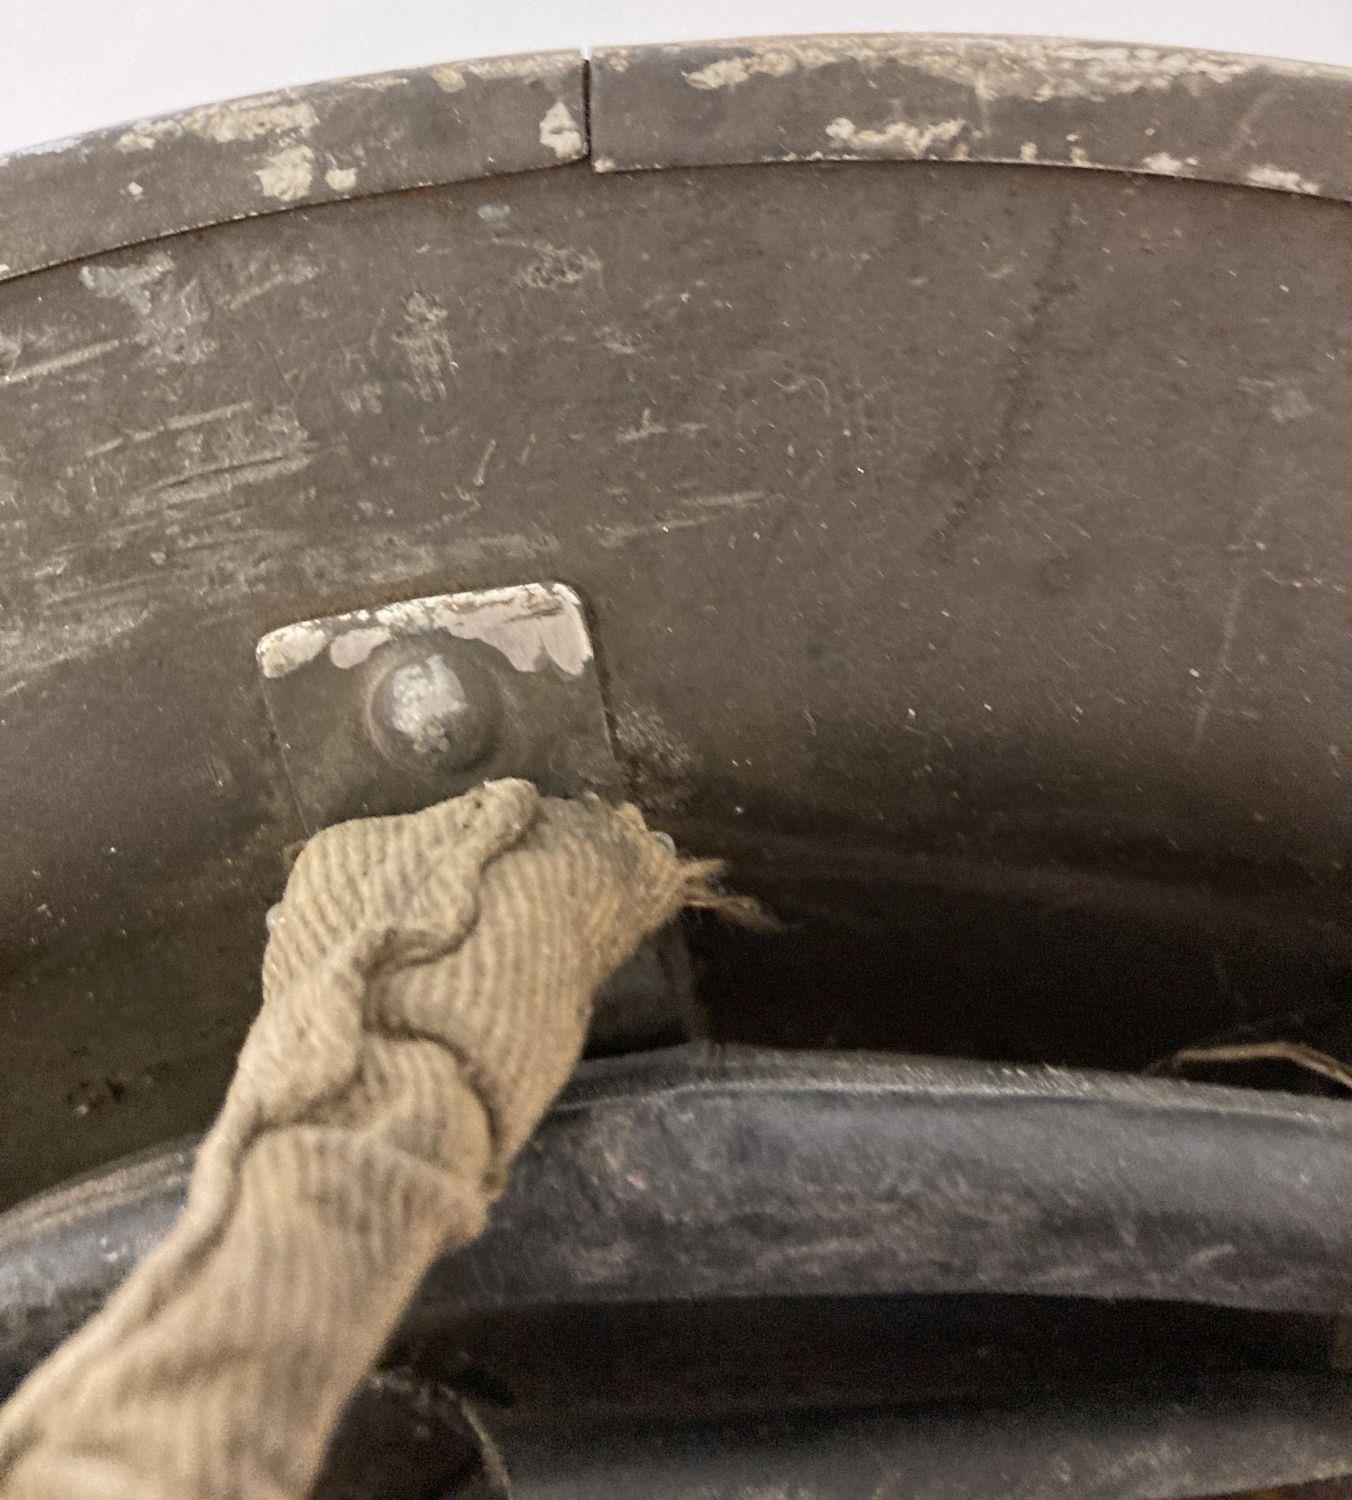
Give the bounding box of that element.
[3,2,1352,156]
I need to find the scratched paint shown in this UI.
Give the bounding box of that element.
[224,255,319,312]
[79,250,215,366]
[393,290,457,400]
[0,334,122,388]
[518,243,601,291]
[125,408,314,518]
[0,600,154,702]
[590,491,770,549]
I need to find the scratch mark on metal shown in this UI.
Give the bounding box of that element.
[616,407,707,443]
[1191,496,1270,752]
[472,438,497,487]
[928,203,1073,546]
[0,337,122,388]
[226,258,319,311]
[138,447,314,509]
[394,290,457,400]
[591,491,768,548]
[84,401,254,457]
[79,250,215,366]
[1191,579,1247,751]
[0,603,152,702]
[519,243,602,291]
[167,401,254,432]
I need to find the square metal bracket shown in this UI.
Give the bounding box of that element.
[257,582,622,833]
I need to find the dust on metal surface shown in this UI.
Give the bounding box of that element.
[258,582,621,832]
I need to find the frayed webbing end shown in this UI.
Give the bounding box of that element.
[677,857,777,931]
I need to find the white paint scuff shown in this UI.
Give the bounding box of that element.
[463,52,573,83]
[255,144,315,201]
[257,620,327,679]
[323,165,358,192]
[349,74,412,92]
[190,99,318,145]
[258,583,593,680]
[539,100,583,160]
[117,97,318,152]
[434,55,571,93]
[1245,163,1321,194]
[113,89,324,205]
[685,51,798,90]
[824,115,967,155]
[679,36,1265,103]
[328,626,391,669]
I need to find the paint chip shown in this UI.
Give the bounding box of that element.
[255,144,315,201]
[324,166,358,191]
[257,621,328,678]
[1245,163,1320,195]
[328,626,391,669]
[685,52,797,89]
[825,115,967,155]
[539,100,583,160]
